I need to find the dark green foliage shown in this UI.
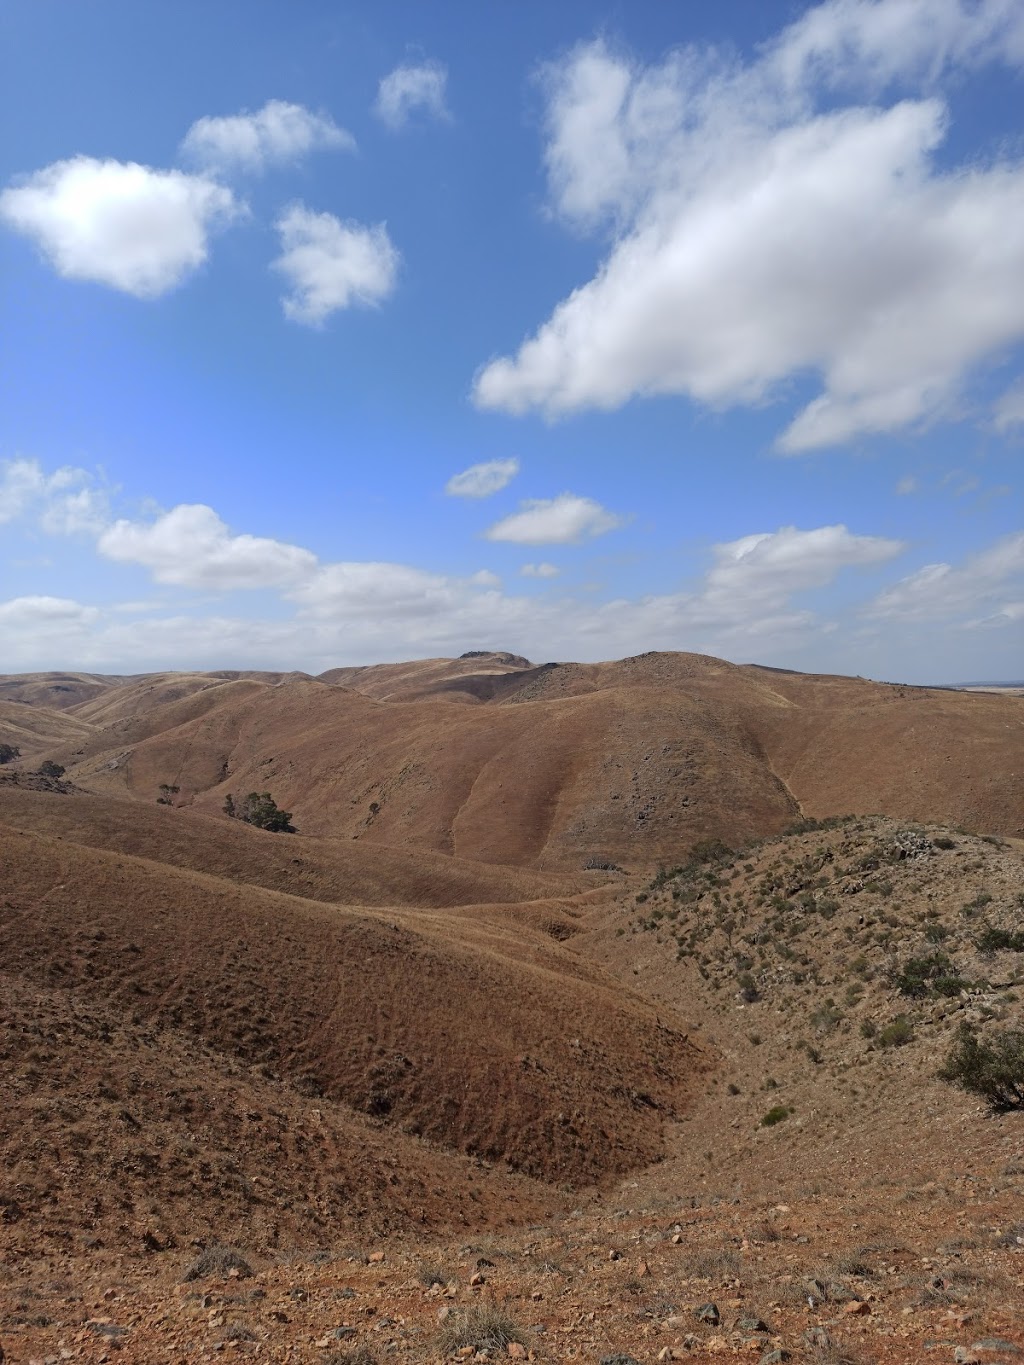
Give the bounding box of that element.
[976,925,1024,953]
[939,1024,1024,1110]
[895,953,961,998]
[37,759,65,778]
[156,782,179,805]
[0,743,20,765]
[761,1104,792,1127]
[225,791,295,833]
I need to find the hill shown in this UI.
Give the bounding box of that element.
[2,651,1015,869]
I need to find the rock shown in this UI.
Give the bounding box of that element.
[760,1352,792,1365]
[507,1345,527,1360]
[695,1302,721,1325]
[972,1344,1022,1356]
[470,1272,485,1286]
[955,1352,982,1365]
[803,1328,831,1348]
[608,1249,622,1261]
[368,1250,385,1264]
[738,1316,770,1332]
[843,1300,871,1316]
[599,1357,641,1365]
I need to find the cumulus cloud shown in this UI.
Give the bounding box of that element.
[485,493,623,545]
[0,594,99,627]
[181,99,354,174]
[97,504,318,590]
[272,204,399,324]
[0,157,240,298]
[374,61,450,129]
[445,458,520,498]
[521,562,560,578]
[473,1,1024,449]
[867,530,1024,623]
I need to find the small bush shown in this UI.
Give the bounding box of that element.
[0,743,19,765]
[37,759,65,779]
[183,1244,254,1281]
[878,1016,914,1048]
[689,837,733,865]
[438,1306,526,1355]
[939,1024,1024,1110]
[933,836,956,850]
[761,1104,793,1127]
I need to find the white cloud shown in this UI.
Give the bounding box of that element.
[867,530,1024,623]
[292,561,458,618]
[702,524,904,614]
[994,376,1024,431]
[0,456,109,532]
[97,504,318,590]
[0,595,99,635]
[474,2,1024,449]
[374,61,450,129]
[0,157,240,298]
[896,475,918,495]
[485,493,623,545]
[181,99,354,174]
[521,562,560,578]
[445,458,520,498]
[272,204,399,325]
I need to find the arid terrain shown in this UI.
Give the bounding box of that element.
[1,651,1022,1365]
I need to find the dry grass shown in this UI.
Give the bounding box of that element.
[437,1305,527,1354]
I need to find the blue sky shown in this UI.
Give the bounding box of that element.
[0,0,1021,682]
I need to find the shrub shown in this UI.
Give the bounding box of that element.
[183,1244,254,1281]
[37,759,65,778]
[0,743,20,765]
[977,926,1024,954]
[690,837,733,865]
[437,1306,526,1355]
[878,1016,914,1048]
[933,836,956,850]
[939,1024,1024,1110]
[761,1104,792,1127]
[895,953,961,998]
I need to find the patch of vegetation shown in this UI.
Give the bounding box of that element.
[224,791,295,833]
[183,1244,254,1281]
[977,925,1024,954]
[37,759,65,778]
[437,1306,526,1355]
[933,836,956,850]
[761,1104,793,1127]
[878,1016,914,1048]
[939,1024,1024,1111]
[0,743,20,765]
[894,953,963,999]
[156,782,179,805]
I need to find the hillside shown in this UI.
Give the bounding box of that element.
[0,650,1016,870]
[1,652,1023,1365]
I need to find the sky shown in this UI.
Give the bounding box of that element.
[1,0,1022,683]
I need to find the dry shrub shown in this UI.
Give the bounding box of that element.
[438,1304,526,1354]
[182,1244,253,1281]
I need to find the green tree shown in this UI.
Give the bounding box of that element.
[0,743,20,765]
[226,790,295,833]
[939,1024,1024,1110]
[38,760,65,779]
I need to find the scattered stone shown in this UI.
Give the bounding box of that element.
[368,1250,385,1264]
[599,1356,641,1365]
[760,1351,791,1365]
[695,1303,721,1325]
[738,1316,770,1332]
[955,1351,982,1365]
[507,1345,527,1360]
[843,1300,871,1316]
